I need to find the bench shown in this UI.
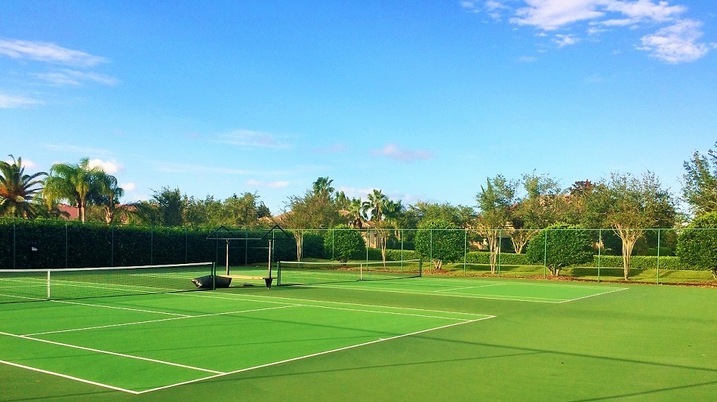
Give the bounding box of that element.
[219,274,274,288]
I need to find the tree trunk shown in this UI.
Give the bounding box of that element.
[293,232,303,261]
[615,227,642,281]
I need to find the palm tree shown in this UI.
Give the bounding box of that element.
[44,158,102,223]
[0,155,47,219]
[90,171,124,224]
[312,177,335,198]
[362,189,387,222]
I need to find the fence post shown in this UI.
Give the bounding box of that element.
[656,228,661,285]
[597,229,602,282]
[463,229,467,275]
[543,229,547,279]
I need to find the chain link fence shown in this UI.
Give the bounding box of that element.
[2,220,715,285]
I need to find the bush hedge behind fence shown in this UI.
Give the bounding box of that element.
[0,221,712,283]
[0,220,297,269]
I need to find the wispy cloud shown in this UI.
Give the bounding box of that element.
[0,39,107,67]
[216,129,290,149]
[0,93,42,108]
[33,69,119,87]
[462,0,713,63]
[246,179,290,188]
[638,19,712,64]
[372,144,433,162]
[0,38,118,91]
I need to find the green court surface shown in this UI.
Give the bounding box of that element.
[1,276,715,401]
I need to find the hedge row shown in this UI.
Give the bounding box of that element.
[0,220,296,269]
[462,251,683,269]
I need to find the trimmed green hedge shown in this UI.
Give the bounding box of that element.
[0,219,296,269]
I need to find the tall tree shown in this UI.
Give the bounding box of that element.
[682,142,717,216]
[475,175,517,273]
[0,155,47,219]
[312,177,335,198]
[509,172,564,253]
[281,178,342,260]
[153,187,185,226]
[362,189,387,222]
[43,158,104,223]
[593,171,676,280]
[89,171,124,224]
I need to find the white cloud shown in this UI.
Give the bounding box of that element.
[602,0,685,24]
[463,0,711,63]
[246,179,290,188]
[3,157,37,169]
[0,93,41,108]
[372,144,433,162]
[33,69,118,87]
[88,158,122,174]
[511,0,604,31]
[121,182,136,191]
[638,19,711,63]
[0,39,107,67]
[554,34,579,47]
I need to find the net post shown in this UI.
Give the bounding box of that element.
[276,261,282,286]
[419,258,423,277]
[46,270,51,300]
[212,262,216,290]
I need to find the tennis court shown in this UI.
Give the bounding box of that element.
[1,267,715,401]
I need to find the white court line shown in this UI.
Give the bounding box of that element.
[0,330,224,375]
[138,314,496,395]
[184,291,492,320]
[1,291,496,395]
[557,286,629,303]
[26,305,298,336]
[0,358,140,395]
[297,279,629,304]
[52,299,194,317]
[300,283,569,303]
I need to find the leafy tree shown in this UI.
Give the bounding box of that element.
[407,201,475,228]
[0,155,47,219]
[593,171,676,280]
[526,224,593,276]
[154,187,184,226]
[475,175,517,273]
[414,219,464,270]
[131,187,185,226]
[676,212,717,280]
[222,192,263,227]
[510,172,564,253]
[682,142,717,216]
[324,224,366,262]
[282,177,342,260]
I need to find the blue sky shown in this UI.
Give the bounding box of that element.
[2,1,716,214]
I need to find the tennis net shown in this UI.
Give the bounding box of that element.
[276,259,422,286]
[0,262,215,303]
